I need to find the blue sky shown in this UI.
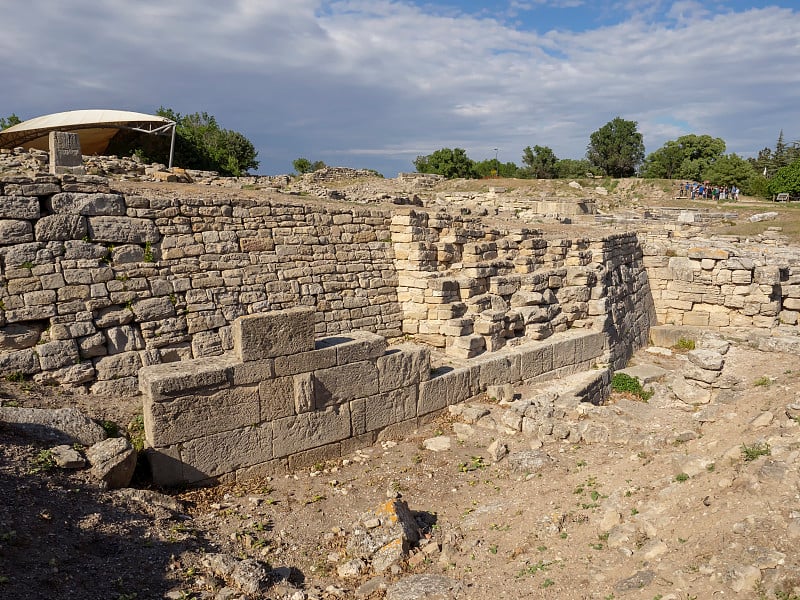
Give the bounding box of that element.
[2,1,799,176]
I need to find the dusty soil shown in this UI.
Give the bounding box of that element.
[2,335,799,600]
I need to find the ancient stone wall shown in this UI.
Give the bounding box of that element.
[642,232,800,335]
[139,307,607,485]
[0,174,401,394]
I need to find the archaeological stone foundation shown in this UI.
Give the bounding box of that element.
[2,173,800,484]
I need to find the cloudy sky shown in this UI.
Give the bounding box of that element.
[2,1,799,176]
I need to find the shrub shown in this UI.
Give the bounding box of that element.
[611,373,654,402]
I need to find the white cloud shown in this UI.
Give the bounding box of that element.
[1,1,799,174]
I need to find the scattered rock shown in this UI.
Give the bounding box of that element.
[506,449,553,474]
[423,436,451,452]
[0,406,107,445]
[86,437,137,489]
[337,558,367,579]
[347,499,421,573]
[614,569,655,593]
[749,211,778,222]
[385,574,464,600]
[688,349,724,371]
[671,374,711,405]
[750,411,774,428]
[202,553,270,596]
[486,439,508,462]
[51,444,86,468]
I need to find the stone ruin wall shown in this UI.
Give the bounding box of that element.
[0,174,659,394]
[0,174,402,394]
[641,231,800,337]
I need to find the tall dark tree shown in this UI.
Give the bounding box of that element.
[586,117,644,177]
[414,148,477,179]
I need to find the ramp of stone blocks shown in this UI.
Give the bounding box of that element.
[448,367,611,447]
[139,307,608,486]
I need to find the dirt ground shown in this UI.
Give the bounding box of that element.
[2,335,799,600]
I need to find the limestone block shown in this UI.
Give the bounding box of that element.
[474,353,520,390]
[36,339,79,370]
[684,365,721,384]
[90,377,139,396]
[317,330,387,365]
[180,424,273,483]
[294,372,314,413]
[272,404,351,457]
[272,343,337,376]
[86,437,136,489]
[87,216,160,243]
[687,247,729,261]
[376,344,431,392]
[313,361,379,409]
[35,361,94,386]
[34,214,87,241]
[730,270,752,284]
[352,387,418,434]
[683,311,710,327]
[145,384,260,446]
[132,297,175,322]
[0,219,34,244]
[258,376,296,420]
[48,192,126,216]
[783,298,800,311]
[94,351,142,380]
[550,335,577,369]
[575,332,606,362]
[0,323,42,350]
[0,196,40,219]
[233,308,315,362]
[418,367,471,415]
[518,342,554,379]
[139,354,238,400]
[106,325,144,354]
[0,406,106,445]
[231,359,274,385]
[0,348,40,375]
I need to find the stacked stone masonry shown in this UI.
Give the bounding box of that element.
[0,175,402,393]
[642,231,800,333]
[139,307,607,485]
[0,174,657,391]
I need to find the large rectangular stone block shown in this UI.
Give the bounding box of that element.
[550,335,577,369]
[180,424,272,483]
[0,196,40,219]
[318,330,387,365]
[376,343,431,392]
[87,216,160,243]
[144,384,260,446]
[418,367,471,415]
[313,361,379,409]
[233,308,315,361]
[139,355,238,400]
[259,376,296,420]
[351,386,417,434]
[474,353,520,391]
[272,404,351,457]
[518,342,554,380]
[574,332,606,363]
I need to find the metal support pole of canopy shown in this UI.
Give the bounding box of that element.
[168,123,176,170]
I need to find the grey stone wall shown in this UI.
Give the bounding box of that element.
[0,175,401,393]
[140,307,607,486]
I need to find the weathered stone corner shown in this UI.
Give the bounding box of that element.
[233,306,316,361]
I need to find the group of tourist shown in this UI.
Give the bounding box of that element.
[678,181,739,201]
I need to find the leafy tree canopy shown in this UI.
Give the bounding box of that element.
[414,148,477,179]
[641,134,726,180]
[586,117,644,177]
[703,154,756,188]
[293,157,327,174]
[521,145,558,179]
[0,113,21,130]
[554,158,598,179]
[108,107,259,176]
[473,159,518,178]
[767,157,800,196]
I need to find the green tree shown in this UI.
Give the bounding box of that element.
[586,117,644,177]
[414,148,477,179]
[641,134,726,180]
[0,113,21,130]
[767,157,800,197]
[154,108,258,176]
[474,159,518,178]
[293,157,327,174]
[704,154,757,189]
[521,145,558,178]
[554,158,597,179]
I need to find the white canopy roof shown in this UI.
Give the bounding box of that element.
[0,109,175,157]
